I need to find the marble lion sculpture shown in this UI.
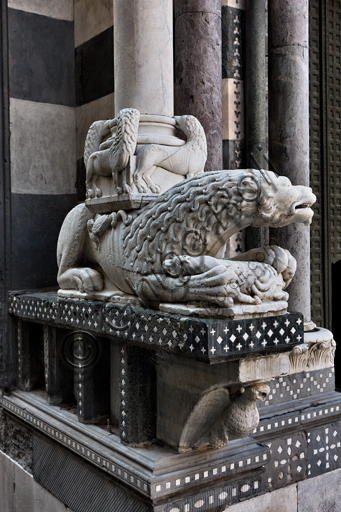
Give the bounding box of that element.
[84,109,207,198]
[57,169,316,309]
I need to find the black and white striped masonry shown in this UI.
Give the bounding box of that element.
[222,0,246,170]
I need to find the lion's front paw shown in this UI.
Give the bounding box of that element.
[58,268,104,294]
[149,184,161,194]
[134,180,147,193]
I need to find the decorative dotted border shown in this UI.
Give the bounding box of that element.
[153,451,268,496]
[260,368,335,407]
[157,477,262,512]
[9,293,304,360]
[254,402,341,436]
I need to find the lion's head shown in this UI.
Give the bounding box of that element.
[239,170,316,228]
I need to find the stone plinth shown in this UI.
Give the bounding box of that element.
[9,292,304,362]
[5,290,341,510]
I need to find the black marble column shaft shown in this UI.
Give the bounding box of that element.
[174,0,223,172]
[245,0,268,250]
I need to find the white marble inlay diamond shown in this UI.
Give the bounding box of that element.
[216,336,223,344]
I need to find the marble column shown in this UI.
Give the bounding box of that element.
[174,0,223,172]
[113,0,173,116]
[268,0,312,328]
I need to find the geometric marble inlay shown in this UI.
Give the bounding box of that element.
[307,420,341,478]
[263,432,307,490]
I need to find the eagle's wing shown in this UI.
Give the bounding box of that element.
[179,387,230,452]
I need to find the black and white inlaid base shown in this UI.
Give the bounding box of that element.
[9,292,304,361]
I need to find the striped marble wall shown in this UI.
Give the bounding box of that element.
[74,0,114,201]
[8,0,76,289]
[221,0,246,256]
[221,0,245,171]
[7,0,247,289]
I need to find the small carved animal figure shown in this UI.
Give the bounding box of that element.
[178,383,270,452]
[85,108,140,198]
[84,111,207,198]
[209,384,270,449]
[133,115,207,193]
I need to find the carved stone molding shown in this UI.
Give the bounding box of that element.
[289,328,336,373]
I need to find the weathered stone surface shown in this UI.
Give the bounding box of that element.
[56,168,315,309]
[83,112,205,208]
[269,0,309,49]
[10,99,76,195]
[174,0,222,172]
[0,450,15,512]
[238,352,290,382]
[223,483,298,512]
[174,0,221,17]
[74,0,112,47]
[298,467,341,512]
[0,414,32,472]
[113,0,173,116]
[0,450,74,512]
[221,0,245,8]
[119,345,157,444]
[157,351,273,449]
[75,27,113,107]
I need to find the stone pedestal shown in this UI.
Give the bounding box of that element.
[3,290,340,512]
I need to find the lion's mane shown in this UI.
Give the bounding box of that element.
[120,170,277,274]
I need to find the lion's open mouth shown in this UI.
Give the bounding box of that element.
[287,194,316,226]
[290,197,316,216]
